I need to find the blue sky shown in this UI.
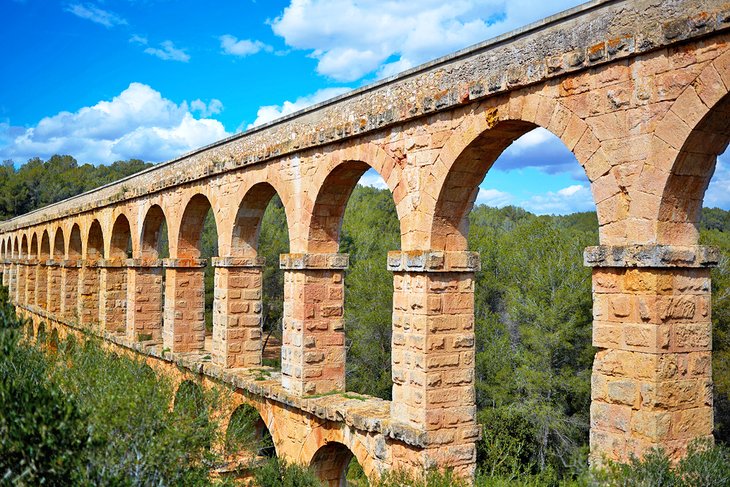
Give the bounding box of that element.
[1,0,727,214]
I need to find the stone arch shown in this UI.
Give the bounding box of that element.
[40,230,50,261]
[224,402,277,459]
[13,236,19,258]
[140,205,169,259]
[20,234,28,258]
[86,220,104,261]
[299,426,375,484]
[30,232,38,259]
[427,97,601,251]
[68,224,82,260]
[305,144,404,253]
[109,214,132,259]
[53,228,65,260]
[1,238,5,259]
[307,441,365,487]
[231,182,290,258]
[177,193,219,259]
[649,48,730,245]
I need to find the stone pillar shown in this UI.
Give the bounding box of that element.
[280,253,347,396]
[388,250,480,477]
[7,259,16,302]
[585,245,717,463]
[125,259,164,342]
[35,262,47,309]
[61,260,81,322]
[46,260,62,315]
[25,259,37,307]
[77,261,100,329]
[1,259,7,287]
[212,256,265,368]
[162,258,206,353]
[98,259,128,334]
[15,260,26,305]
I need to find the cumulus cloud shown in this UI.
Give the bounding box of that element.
[190,99,223,118]
[270,0,582,81]
[220,35,273,57]
[144,40,190,62]
[704,156,730,208]
[476,188,512,207]
[499,127,584,177]
[246,87,350,129]
[520,184,594,215]
[66,3,127,28]
[0,83,229,164]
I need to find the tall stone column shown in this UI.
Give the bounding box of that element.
[125,259,164,342]
[212,256,265,368]
[77,261,100,329]
[16,260,26,305]
[280,253,348,396]
[61,260,81,322]
[162,258,206,353]
[7,259,16,302]
[25,259,37,307]
[98,259,128,334]
[388,250,480,477]
[35,262,47,309]
[585,245,716,463]
[46,260,62,315]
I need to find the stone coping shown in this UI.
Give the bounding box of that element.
[2,0,727,233]
[280,253,349,270]
[163,258,207,269]
[44,260,62,267]
[584,245,720,268]
[60,259,83,268]
[97,258,130,268]
[211,256,266,268]
[126,258,164,269]
[387,251,481,273]
[18,259,39,266]
[16,302,429,449]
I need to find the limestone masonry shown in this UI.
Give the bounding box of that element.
[2,0,730,484]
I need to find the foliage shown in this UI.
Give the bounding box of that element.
[592,440,730,487]
[0,156,152,221]
[248,458,323,487]
[341,185,400,399]
[0,287,91,486]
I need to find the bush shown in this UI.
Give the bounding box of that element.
[249,458,322,487]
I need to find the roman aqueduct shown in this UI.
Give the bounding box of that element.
[2,0,730,483]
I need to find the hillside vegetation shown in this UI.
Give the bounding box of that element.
[2,155,730,485]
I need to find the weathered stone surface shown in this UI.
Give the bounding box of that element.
[2,0,730,482]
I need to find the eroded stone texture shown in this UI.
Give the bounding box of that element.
[2,0,730,483]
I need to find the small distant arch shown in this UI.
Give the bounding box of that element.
[86,220,104,261]
[309,442,358,487]
[68,224,82,260]
[177,194,219,259]
[140,205,169,259]
[109,214,132,259]
[53,228,65,261]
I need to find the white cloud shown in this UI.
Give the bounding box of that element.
[0,83,229,164]
[704,156,730,208]
[144,40,190,62]
[246,87,350,129]
[499,127,586,178]
[521,185,594,215]
[66,3,127,28]
[476,188,512,207]
[358,169,388,189]
[190,99,223,118]
[270,0,582,81]
[220,35,273,57]
[129,34,148,45]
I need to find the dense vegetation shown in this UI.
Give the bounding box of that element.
[2,155,730,485]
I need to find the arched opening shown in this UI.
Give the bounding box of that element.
[293,161,400,397]
[134,205,169,343]
[309,442,361,487]
[36,321,46,343]
[224,403,275,461]
[428,120,596,476]
[657,89,730,448]
[28,233,39,308]
[19,234,28,305]
[80,220,104,328]
[170,194,218,353]
[49,327,59,352]
[37,230,50,309]
[48,229,65,314]
[63,224,83,321]
[222,183,290,368]
[103,215,132,334]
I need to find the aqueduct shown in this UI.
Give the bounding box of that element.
[2,0,730,483]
